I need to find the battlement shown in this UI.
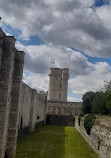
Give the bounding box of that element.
[49,67,63,76]
[49,67,69,77]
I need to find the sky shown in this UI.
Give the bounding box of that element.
[0,0,111,102]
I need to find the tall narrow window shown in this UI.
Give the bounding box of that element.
[59,94,61,99]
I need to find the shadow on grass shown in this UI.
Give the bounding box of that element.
[16,126,65,158]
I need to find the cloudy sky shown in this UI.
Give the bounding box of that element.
[0,0,111,102]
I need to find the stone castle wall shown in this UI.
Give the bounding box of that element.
[0,28,24,158]
[75,116,111,158]
[0,28,47,158]
[47,100,81,116]
[18,82,46,134]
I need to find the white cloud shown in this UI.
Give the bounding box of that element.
[69,62,111,95]
[1,0,111,101]
[15,43,93,75]
[16,42,111,101]
[1,0,111,57]
[23,71,49,92]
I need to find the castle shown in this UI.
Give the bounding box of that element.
[0,28,81,158]
[47,67,81,125]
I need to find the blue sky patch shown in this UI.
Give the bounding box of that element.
[94,0,110,7]
[1,22,44,46]
[85,55,111,66]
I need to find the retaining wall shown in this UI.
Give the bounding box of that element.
[75,116,111,158]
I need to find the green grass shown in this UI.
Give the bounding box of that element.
[65,127,98,158]
[16,126,99,158]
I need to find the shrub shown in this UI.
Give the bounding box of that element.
[78,113,84,126]
[84,114,95,135]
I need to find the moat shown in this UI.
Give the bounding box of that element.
[16,126,98,158]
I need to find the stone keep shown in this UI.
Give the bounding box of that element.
[47,67,69,101]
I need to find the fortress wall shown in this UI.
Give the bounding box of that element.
[6,50,24,158]
[18,83,46,134]
[47,101,81,116]
[0,28,46,158]
[18,83,33,132]
[75,116,111,158]
[0,29,3,69]
[0,29,16,158]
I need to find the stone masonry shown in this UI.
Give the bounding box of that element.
[0,28,47,158]
[75,116,111,158]
[48,67,69,101]
[0,28,81,158]
[0,28,24,158]
[47,67,81,124]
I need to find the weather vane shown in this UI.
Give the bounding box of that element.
[51,58,55,67]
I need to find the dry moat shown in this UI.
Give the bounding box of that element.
[16,126,98,158]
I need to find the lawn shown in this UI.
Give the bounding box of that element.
[16,126,99,158]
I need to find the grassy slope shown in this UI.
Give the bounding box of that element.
[16,126,99,158]
[65,127,98,158]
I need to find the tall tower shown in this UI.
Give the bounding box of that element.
[47,67,69,101]
[61,68,69,101]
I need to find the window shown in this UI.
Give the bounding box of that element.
[60,84,61,89]
[37,115,40,120]
[59,94,61,99]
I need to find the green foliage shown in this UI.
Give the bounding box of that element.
[82,91,95,114]
[105,91,111,116]
[82,80,111,116]
[91,92,106,115]
[101,80,111,92]
[78,113,84,126]
[84,114,95,135]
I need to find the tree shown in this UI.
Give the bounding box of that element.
[82,91,95,114]
[101,80,111,92]
[91,92,106,115]
[101,80,111,116]
[105,91,111,116]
